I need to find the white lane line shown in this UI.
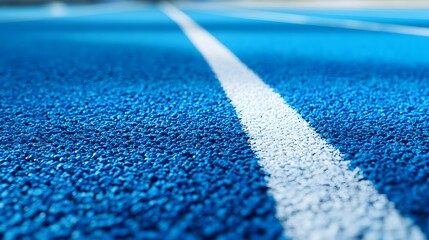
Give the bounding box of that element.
[48,2,67,17]
[0,2,146,23]
[266,10,429,21]
[161,4,425,240]
[211,9,429,37]
[223,1,429,9]
[176,1,429,10]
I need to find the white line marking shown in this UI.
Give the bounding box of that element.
[271,11,429,21]
[0,2,146,23]
[211,9,429,37]
[49,2,67,17]
[162,4,425,240]
[176,1,429,10]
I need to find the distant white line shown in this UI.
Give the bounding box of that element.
[0,2,145,23]
[269,10,429,21]
[213,9,429,37]
[176,1,429,10]
[162,4,425,240]
[48,2,67,17]
[223,1,429,9]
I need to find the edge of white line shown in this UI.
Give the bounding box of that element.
[177,1,429,10]
[210,9,429,37]
[161,3,425,240]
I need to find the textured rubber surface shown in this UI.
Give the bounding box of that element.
[166,6,423,240]
[187,11,429,236]
[0,10,283,239]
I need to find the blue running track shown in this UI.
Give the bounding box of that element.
[0,8,283,239]
[1,3,429,239]
[186,8,429,236]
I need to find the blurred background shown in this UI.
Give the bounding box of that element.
[1,0,429,6]
[0,0,164,5]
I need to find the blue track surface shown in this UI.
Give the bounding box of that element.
[0,6,51,20]
[1,4,429,239]
[187,9,429,236]
[0,9,283,239]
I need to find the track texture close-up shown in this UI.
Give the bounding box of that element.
[0,2,428,240]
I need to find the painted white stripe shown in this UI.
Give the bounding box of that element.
[162,4,425,240]
[269,11,429,21]
[48,2,67,17]
[223,1,429,9]
[211,9,429,37]
[176,1,429,10]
